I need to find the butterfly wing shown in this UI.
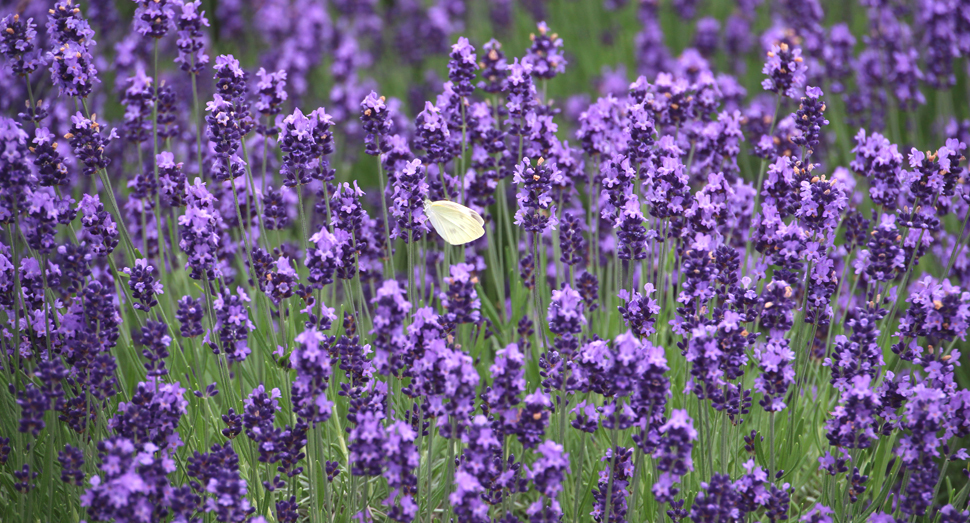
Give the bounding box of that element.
[427,200,485,245]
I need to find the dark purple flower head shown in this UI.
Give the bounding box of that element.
[791,86,828,157]
[109,380,188,451]
[279,108,315,186]
[389,158,430,241]
[513,157,562,234]
[851,129,904,209]
[124,258,164,311]
[442,263,481,330]
[484,342,526,435]
[478,39,507,93]
[291,327,334,424]
[67,112,111,176]
[761,42,806,98]
[349,406,386,477]
[360,91,391,156]
[173,0,209,75]
[618,283,660,339]
[255,68,288,128]
[854,213,905,282]
[210,286,253,362]
[796,173,847,234]
[504,58,538,136]
[528,440,570,522]
[524,21,566,79]
[58,444,85,486]
[414,100,454,165]
[895,276,970,348]
[591,446,634,522]
[48,39,100,98]
[753,337,796,412]
[448,36,477,97]
[30,127,68,187]
[0,14,45,76]
[689,473,744,523]
[47,0,96,45]
[825,375,881,449]
[383,421,419,522]
[132,0,174,38]
[137,320,172,378]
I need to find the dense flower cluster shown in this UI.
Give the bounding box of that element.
[2,2,970,523]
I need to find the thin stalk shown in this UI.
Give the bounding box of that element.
[602,425,621,523]
[374,136,394,275]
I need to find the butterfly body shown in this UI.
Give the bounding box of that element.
[424,199,485,245]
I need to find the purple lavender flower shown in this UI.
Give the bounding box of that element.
[689,473,744,523]
[513,157,561,234]
[448,36,477,97]
[360,91,391,156]
[132,0,174,38]
[514,390,551,448]
[58,444,85,486]
[173,0,209,75]
[894,276,970,361]
[67,112,111,176]
[791,86,828,157]
[82,437,179,521]
[442,263,481,330]
[137,320,172,378]
[124,258,164,311]
[390,158,430,242]
[157,152,186,206]
[825,303,886,390]
[0,14,45,76]
[850,129,904,209]
[370,279,411,374]
[825,375,881,449]
[48,39,100,98]
[121,64,155,143]
[210,286,253,362]
[591,446,634,522]
[290,327,334,425]
[178,179,221,280]
[255,68,287,135]
[478,39,507,93]
[693,17,720,57]
[528,440,570,523]
[853,213,905,282]
[753,337,795,412]
[483,342,526,435]
[414,100,454,166]
[823,24,855,94]
[524,22,566,79]
[761,42,806,98]
[349,405,386,477]
[383,421,419,522]
[618,283,660,339]
[13,464,36,493]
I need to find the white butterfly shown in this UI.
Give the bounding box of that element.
[424,199,485,245]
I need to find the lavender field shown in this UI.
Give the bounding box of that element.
[0,0,969,521]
